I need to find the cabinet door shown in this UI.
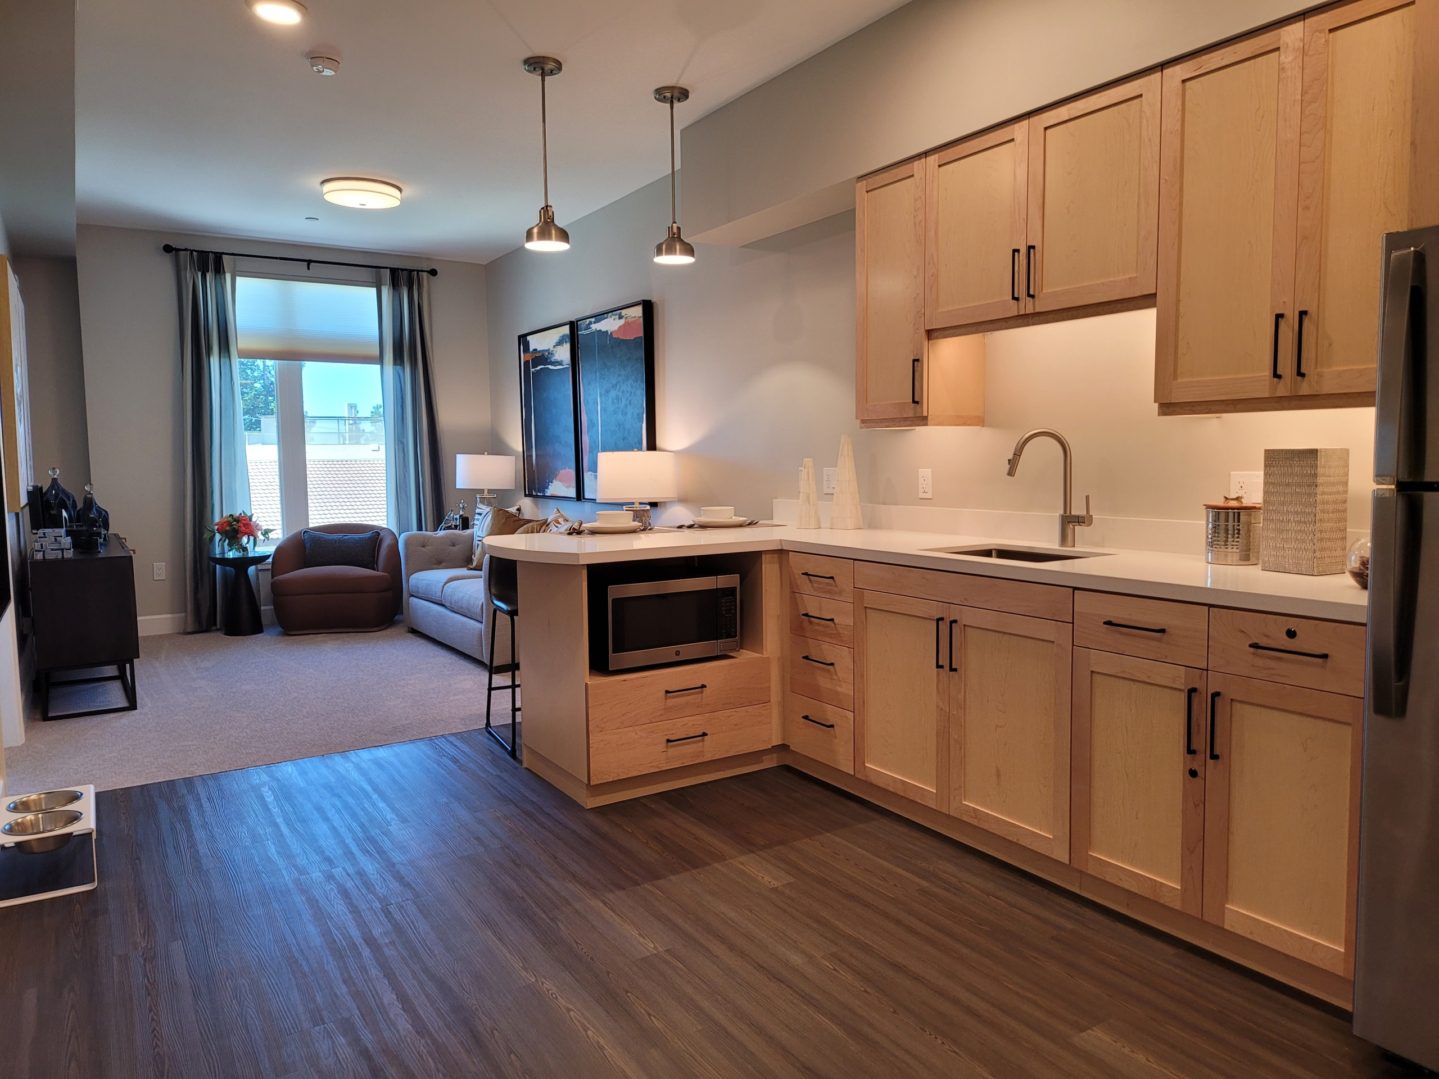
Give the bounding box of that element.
[1155,26,1304,406]
[948,607,1071,861]
[925,123,1027,329]
[856,161,927,424]
[1026,72,1161,313]
[1294,0,1414,397]
[1072,650,1206,916]
[854,590,949,808]
[1203,673,1361,976]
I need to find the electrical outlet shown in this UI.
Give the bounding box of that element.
[152,561,166,581]
[822,467,837,495]
[1230,471,1264,503]
[918,468,933,500]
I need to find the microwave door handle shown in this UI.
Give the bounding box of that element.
[1375,245,1425,484]
[1370,490,1419,718]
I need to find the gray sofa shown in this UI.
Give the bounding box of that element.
[399,529,511,663]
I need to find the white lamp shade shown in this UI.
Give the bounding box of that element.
[596,451,678,502]
[456,453,516,491]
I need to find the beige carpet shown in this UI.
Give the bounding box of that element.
[6,624,518,794]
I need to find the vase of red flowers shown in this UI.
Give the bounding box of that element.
[208,511,274,555]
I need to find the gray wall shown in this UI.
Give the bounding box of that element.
[14,256,88,485]
[76,224,490,620]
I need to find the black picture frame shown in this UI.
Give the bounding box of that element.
[573,299,657,501]
[517,321,581,501]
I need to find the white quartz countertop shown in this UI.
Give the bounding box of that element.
[483,525,1370,623]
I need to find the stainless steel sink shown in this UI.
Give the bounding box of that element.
[926,544,1107,563]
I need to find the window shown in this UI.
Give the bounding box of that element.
[235,276,387,537]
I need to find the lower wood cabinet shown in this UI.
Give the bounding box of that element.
[783,693,855,774]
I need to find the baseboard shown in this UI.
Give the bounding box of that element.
[138,614,186,637]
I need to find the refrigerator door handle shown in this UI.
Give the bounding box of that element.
[1374,245,1425,485]
[1370,489,1418,718]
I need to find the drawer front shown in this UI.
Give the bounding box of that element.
[589,703,774,784]
[1209,609,1365,697]
[1074,591,1208,667]
[784,693,855,774]
[788,592,855,648]
[587,653,771,733]
[853,561,1072,622]
[787,552,855,603]
[787,636,854,709]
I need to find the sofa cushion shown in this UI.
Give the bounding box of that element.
[303,528,380,569]
[271,564,392,598]
[441,577,491,622]
[469,507,541,569]
[409,567,483,604]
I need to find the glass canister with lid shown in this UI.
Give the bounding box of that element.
[1205,495,1262,565]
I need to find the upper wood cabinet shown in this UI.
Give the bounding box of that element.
[1157,0,1417,412]
[856,161,926,425]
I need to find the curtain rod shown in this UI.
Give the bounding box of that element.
[161,243,439,277]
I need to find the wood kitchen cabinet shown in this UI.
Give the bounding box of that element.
[1202,673,1361,976]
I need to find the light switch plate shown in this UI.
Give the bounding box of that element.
[822,467,837,495]
[918,468,933,499]
[1230,470,1263,503]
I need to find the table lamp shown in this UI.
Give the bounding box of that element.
[596,451,677,530]
[456,453,516,507]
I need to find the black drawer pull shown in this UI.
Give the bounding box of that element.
[1102,619,1167,635]
[948,618,958,673]
[665,731,708,745]
[802,655,836,668]
[1185,686,1198,756]
[1208,691,1221,761]
[801,714,836,730]
[1271,312,1285,379]
[1248,641,1329,661]
[663,683,707,696]
[911,357,921,406]
[801,571,836,582]
[1010,247,1021,302]
[1025,244,1036,299]
[934,616,944,670]
[1295,308,1309,378]
[801,613,837,623]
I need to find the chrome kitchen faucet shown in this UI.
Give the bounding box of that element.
[1006,429,1093,548]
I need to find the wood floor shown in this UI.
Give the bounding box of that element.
[0,731,1412,1078]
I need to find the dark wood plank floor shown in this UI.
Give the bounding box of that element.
[0,731,1413,1078]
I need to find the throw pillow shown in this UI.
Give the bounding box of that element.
[515,520,547,534]
[302,529,381,570]
[468,506,542,569]
[541,508,573,533]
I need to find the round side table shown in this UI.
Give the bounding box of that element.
[210,552,271,636]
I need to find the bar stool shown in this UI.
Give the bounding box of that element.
[484,555,520,757]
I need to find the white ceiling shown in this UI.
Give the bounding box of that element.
[75,0,908,264]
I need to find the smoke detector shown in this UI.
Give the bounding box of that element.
[307,52,340,76]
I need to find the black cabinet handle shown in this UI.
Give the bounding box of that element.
[934,616,944,670]
[802,654,836,668]
[801,613,836,623]
[1271,312,1285,379]
[801,571,835,582]
[664,683,707,696]
[1185,686,1198,756]
[1011,248,1021,302]
[1208,691,1221,761]
[801,714,836,730]
[1248,641,1330,661]
[1025,244,1036,299]
[1102,619,1167,635]
[911,357,921,405]
[947,618,958,672]
[1295,309,1309,378]
[665,731,708,745]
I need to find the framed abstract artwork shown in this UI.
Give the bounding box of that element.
[574,299,656,500]
[517,321,580,500]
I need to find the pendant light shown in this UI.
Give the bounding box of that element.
[653,86,695,265]
[523,56,571,253]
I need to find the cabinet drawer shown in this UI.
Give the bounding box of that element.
[784,693,855,774]
[788,593,854,648]
[787,553,854,602]
[787,637,854,709]
[1074,591,1208,667]
[587,653,771,734]
[853,561,1072,622]
[1209,609,1365,697]
[589,703,773,784]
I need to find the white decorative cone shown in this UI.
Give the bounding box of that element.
[798,458,820,529]
[830,435,864,529]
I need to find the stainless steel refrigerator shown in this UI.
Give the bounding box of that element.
[1354,224,1439,1069]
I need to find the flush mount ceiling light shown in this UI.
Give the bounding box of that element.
[653,86,695,266]
[522,55,571,253]
[320,177,402,209]
[246,0,306,25]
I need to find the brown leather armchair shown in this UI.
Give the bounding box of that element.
[269,523,402,633]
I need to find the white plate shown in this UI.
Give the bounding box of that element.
[693,517,751,528]
[583,521,643,534]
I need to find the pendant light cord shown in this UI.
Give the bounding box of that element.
[541,72,551,208]
[668,96,677,227]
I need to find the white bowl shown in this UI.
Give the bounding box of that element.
[700,506,735,521]
[595,510,634,526]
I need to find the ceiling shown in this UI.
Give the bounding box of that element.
[74,0,908,264]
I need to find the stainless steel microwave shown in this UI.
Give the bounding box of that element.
[605,574,740,671]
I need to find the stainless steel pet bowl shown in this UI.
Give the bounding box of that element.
[3,809,83,853]
[6,790,83,814]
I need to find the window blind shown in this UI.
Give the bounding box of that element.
[235,276,380,363]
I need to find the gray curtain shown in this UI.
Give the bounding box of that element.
[379,268,444,535]
[177,251,250,633]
